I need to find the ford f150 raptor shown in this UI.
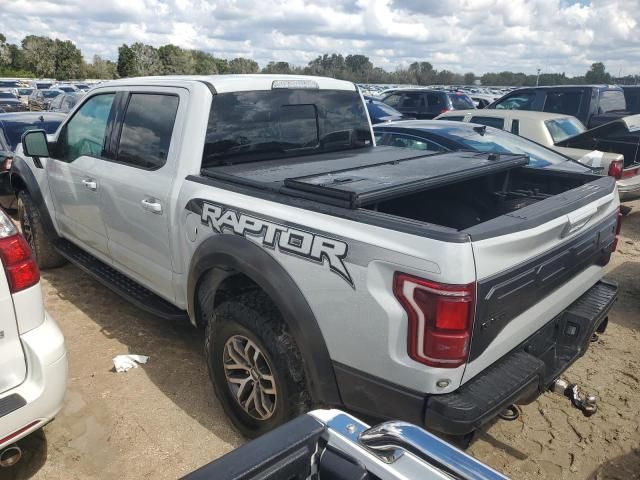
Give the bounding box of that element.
[12,75,620,440]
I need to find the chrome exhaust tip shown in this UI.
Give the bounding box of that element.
[0,444,22,468]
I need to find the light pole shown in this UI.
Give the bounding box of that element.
[536,68,541,86]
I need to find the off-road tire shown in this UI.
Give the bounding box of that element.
[205,290,310,438]
[17,190,66,269]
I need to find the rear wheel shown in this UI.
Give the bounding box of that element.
[17,191,66,269]
[204,291,310,438]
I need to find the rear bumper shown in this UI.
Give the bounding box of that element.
[0,312,67,448]
[334,279,617,435]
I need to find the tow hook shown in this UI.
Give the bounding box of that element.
[551,378,598,417]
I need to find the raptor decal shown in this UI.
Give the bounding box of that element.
[198,202,353,287]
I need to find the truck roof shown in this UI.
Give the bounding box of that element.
[96,74,357,94]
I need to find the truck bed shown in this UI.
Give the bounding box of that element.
[202,147,528,208]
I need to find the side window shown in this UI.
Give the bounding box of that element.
[383,94,402,107]
[385,134,444,152]
[426,93,446,112]
[400,93,426,111]
[470,116,505,129]
[510,119,520,135]
[598,90,625,113]
[543,91,583,116]
[115,93,179,169]
[494,92,535,110]
[58,93,115,162]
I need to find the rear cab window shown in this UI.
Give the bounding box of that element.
[470,116,505,129]
[545,117,586,143]
[598,89,626,113]
[202,89,371,168]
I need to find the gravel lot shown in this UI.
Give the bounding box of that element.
[2,201,639,480]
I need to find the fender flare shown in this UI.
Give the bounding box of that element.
[187,234,342,406]
[10,157,58,238]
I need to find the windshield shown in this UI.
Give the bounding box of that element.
[43,90,62,98]
[202,89,372,167]
[3,120,62,150]
[442,124,573,167]
[17,88,33,95]
[367,100,401,118]
[545,117,586,143]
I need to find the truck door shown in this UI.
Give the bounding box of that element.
[92,89,182,301]
[46,93,116,260]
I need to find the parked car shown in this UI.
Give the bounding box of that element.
[73,83,90,91]
[0,112,66,151]
[28,89,64,111]
[51,84,78,93]
[0,91,27,113]
[470,93,497,109]
[34,82,53,90]
[556,114,640,199]
[15,75,619,440]
[486,85,629,128]
[374,120,593,171]
[184,409,510,479]
[15,88,34,106]
[381,89,475,119]
[0,206,67,464]
[364,96,407,123]
[49,92,84,113]
[434,110,639,197]
[622,86,640,114]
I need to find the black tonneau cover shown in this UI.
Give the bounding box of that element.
[202,147,529,209]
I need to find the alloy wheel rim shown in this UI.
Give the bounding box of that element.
[223,335,277,420]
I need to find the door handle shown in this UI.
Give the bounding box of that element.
[141,198,163,214]
[82,178,97,191]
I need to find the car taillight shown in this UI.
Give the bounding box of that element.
[611,209,623,252]
[608,160,623,179]
[440,108,451,114]
[393,273,474,368]
[621,165,640,179]
[0,209,39,293]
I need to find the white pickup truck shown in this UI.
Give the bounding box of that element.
[12,75,620,440]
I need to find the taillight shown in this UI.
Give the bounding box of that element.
[621,165,640,179]
[393,273,474,368]
[440,108,451,114]
[608,160,623,179]
[0,209,39,293]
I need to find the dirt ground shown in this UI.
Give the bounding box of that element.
[2,202,640,480]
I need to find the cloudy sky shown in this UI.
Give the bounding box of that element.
[0,0,638,75]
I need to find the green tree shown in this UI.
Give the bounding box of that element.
[408,61,435,85]
[262,61,292,74]
[22,35,56,77]
[117,44,136,77]
[585,62,611,84]
[0,33,10,67]
[130,42,162,76]
[53,39,82,79]
[228,57,259,74]
[345,54,373,81]
[158,44,194,74]
[306,54,346,78]
[191,50,219,75]
[463,72,475,85]
[85,55,118,79]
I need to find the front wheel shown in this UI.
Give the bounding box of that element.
[205,291,310,438]
[17,191,66,269]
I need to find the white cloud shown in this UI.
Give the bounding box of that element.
[0,0,638,75]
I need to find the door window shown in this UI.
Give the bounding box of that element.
[470,116,505,129]
[58,93,115,162]
[494,92,535,110]
[115,94,179,169]
[543,91,583,116]
[426,93,446,113]
[400,93,426,111]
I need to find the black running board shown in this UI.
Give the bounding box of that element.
[53,239,189,322]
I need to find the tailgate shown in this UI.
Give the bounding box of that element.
[0,263,26,394]
[461,176,618,383]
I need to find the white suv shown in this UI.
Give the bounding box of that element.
[0,207,66,463]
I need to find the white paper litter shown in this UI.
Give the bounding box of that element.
[113,354,149,373]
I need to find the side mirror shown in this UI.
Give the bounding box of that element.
[21,129,49,168]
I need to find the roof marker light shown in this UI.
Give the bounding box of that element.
[272,80,319,90]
